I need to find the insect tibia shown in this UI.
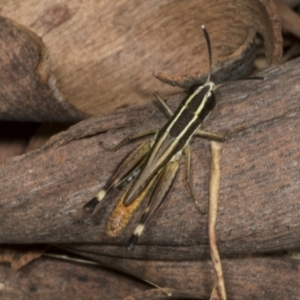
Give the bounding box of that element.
[83,189,106,213]
[127,235,138,251]
[96,189,107,201]
[126,224,145,251]
[83,197,99,213]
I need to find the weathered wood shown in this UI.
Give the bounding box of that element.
[68,255,300,300]
[0,256,148,300]
[0,249,299,299]
[0,0,282,115]
[0,16,88,122]
[0,245,46,270]
[0,57,299,260]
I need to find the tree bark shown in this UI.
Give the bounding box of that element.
[0,57,299,258]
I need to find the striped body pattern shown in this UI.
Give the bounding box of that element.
[83,26,220,250]
[123,83,216,207]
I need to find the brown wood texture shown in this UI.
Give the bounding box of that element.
[0,1,296,299]
[0,0,282,116]
[0,256,148,300]
[0,248,299,299]
[69,255,300,300]
[0,16,88,122]
[0,56,299,258]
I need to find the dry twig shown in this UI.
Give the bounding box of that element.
[209,142,226,300]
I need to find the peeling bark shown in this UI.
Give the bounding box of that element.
[0,0,282,115]
[0,16,88,122]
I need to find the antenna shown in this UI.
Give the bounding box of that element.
[201,25,212,82]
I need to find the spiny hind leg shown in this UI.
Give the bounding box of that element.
[90,90,170,212]
[83,140,152,214]
[127,160,180,251]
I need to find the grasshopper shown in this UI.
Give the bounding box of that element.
[83,26,226,250]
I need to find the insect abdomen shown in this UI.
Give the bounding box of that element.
[107,178,154,236]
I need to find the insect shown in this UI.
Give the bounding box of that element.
[83,25,226,250]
